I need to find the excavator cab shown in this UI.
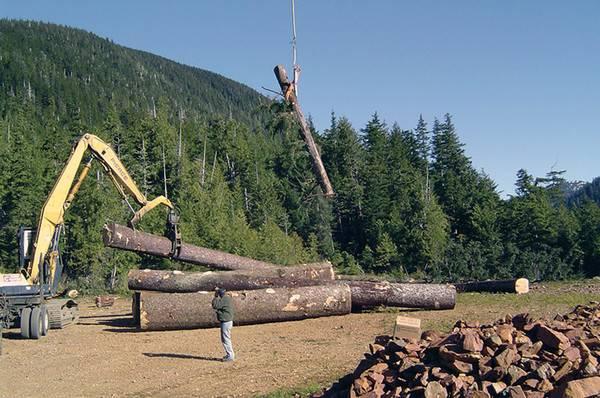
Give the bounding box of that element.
[18,227,34,270]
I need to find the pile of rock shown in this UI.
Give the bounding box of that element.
[316,302,600,398]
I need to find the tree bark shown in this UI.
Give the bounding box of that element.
[454,278,529,294]
[273,65,334,197]
[134,283,352,331]
[102,223,277,271]
[128,262,335,293]
[343,280,456,310]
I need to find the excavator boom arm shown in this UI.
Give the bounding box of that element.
[26,133,174,284]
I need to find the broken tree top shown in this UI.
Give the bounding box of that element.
[273,64,334,197]
[315,301,600,398]
[102,223,276,271]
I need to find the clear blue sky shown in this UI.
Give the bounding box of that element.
[3,1,599,196]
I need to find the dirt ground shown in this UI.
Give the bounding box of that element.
[1,281,599,398]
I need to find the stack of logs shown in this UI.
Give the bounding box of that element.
[103,223,458,331]
[316,302,600,398]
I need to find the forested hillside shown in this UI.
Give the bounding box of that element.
[0,20,598,292]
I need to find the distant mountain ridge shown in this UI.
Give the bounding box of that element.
[0,19,267,126]
[568,177,600,206]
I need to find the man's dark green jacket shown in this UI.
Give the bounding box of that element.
[212,295,234,322]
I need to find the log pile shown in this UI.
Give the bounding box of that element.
[315,302,600,398]
[105,223,460,330]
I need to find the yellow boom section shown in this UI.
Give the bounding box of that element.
[26,133,173,284]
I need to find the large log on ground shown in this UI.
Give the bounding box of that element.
[454,278,529,294]
[274,65,334,197]
[344,280,456,310]
[102,223,276,271]
[128,262,335,292]
[134,284,352,330]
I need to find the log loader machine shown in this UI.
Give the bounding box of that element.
[0,133,180,348]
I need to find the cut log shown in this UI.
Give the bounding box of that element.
[103,223,276,271]
[273,65,334,197]
[343,280,456,310]
[127,262,335,292]
[134,283,352,331]
[454,278,529,294]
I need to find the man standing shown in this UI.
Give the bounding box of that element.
[212,287,235,362]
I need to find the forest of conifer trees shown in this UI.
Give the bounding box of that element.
[0,20,598,293]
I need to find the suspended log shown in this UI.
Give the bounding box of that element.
[274,64,334,197]
[343,280,456,310]
[102,223,276,271]
[134,283,352,330]
[128,262,335,293]
[454,278,529,294]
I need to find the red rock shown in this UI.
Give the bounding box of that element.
[424,381,448,398]
[564,347,581,362]
[490,381,508,395]
[466,391,490,398]
[371,363,389,373]
[450,360,473,374]
[486,334,503,348]
[497,325,515,344]
[536,363,555,380]
[506,365,528,385]
[565,328,585,341]
[494,346,517,369]
[523,379,539,389]
[507,385,526,398]
[463,331,484,352]
[430,367,449,380]
[512,313,533,330]
[536,325,571,351]
[537,379,553,393]
[514,332,532,345]
[484,367,505,382]
[524,392,544,398]
[555,376,600,398]
[552,361,573,382]
[354,377,372,394]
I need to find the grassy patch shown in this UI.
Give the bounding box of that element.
[258,382,322,398]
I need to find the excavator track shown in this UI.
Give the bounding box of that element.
[46,299,79,329]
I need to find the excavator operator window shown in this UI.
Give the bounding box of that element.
[18,227,35,269]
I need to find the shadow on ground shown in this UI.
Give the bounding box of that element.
[143,352,223,362]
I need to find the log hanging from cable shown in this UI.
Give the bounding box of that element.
[273,64,334,197]
[454,278,529,294]
[102,223,276,271]
[134,283,352,331]
[343,280,456,310]
[128,262,335,293]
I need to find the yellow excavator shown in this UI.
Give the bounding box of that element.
[0,133,180,343]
